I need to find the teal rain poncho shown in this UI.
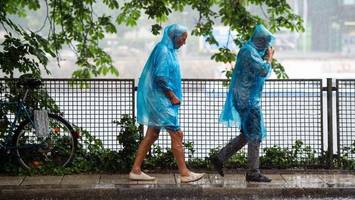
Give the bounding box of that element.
[137,24,187,130]
[220,24,276,142]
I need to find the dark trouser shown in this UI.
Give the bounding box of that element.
[216,133,260,174]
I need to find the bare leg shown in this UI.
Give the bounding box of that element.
[168,130,190,176]
[131,127,160,174]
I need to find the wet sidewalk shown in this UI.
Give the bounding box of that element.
[0,172,355,199]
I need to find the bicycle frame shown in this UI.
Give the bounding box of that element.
[0,95,36,148]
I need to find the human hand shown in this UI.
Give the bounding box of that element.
[165,90,181,105]
[267,47,274,63]
[170,96,181,105]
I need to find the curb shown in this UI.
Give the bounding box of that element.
[1,185,355,200]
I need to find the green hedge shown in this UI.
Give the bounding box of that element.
[1,115,354,175]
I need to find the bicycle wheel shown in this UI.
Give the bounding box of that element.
[13,113,78,170]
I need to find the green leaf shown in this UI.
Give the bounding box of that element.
[1,0,304,80]
[151,24,162,35]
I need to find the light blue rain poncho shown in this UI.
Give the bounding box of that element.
[220,24,276,142]
[137,24,187,131]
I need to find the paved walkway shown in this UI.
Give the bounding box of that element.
[0,172,354,199]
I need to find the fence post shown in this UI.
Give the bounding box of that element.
[326,78,333,168]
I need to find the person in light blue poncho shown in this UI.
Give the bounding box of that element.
[129,24,205,183]
[211,24,275,182]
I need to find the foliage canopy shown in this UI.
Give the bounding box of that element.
[0,0,303,78]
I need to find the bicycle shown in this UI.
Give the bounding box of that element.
[0,78,78,170]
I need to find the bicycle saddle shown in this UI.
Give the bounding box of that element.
[18,78,42,89]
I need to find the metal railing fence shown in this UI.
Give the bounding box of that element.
[1,78,354,164]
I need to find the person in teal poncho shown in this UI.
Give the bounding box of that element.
[210,24,275,182]
[129,24,205,183]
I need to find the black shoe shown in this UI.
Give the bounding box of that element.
[246,172,272,182]
[210,156,224,177]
